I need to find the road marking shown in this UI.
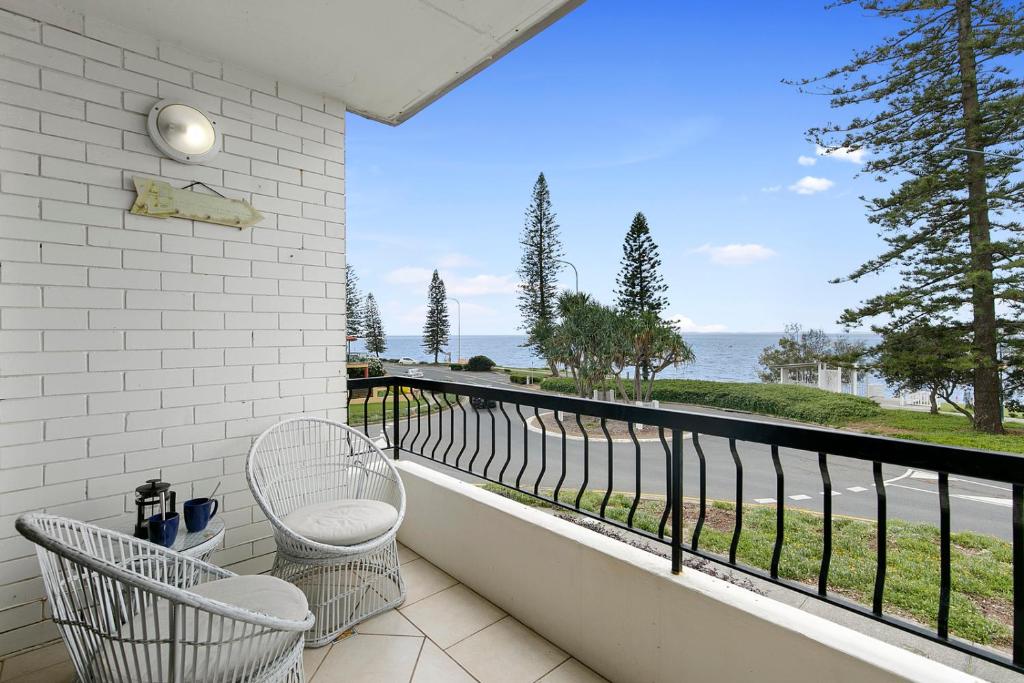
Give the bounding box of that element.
[884,468,914,486]
[954,495,1012,508]
[754,498,776,504]
[895,469,1009,493]
[892,484,1012,508]
[847,486,868,493]
[891,484,938,496]
[818,491,841,496]
[789,494,811,501]
[950,477,1011,492]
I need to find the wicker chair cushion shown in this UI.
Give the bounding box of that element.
[97,575,307,682]
[191,574,309,620]
[282,499,398,546]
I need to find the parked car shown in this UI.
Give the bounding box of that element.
[397,357,417,365]
[470,396,497,410]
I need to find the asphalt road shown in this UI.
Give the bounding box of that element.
[377,363,1014,540]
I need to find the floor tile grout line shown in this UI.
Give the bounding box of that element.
[405,636,426,683]
[400,580,459,609]
[419,623,483,681]
[399,580,508,638]
[397,559,460,608]
[399,580,464,611]
[530,654,572,683]
[346,602,483,681]
[305,649,328,681]
[436,610,511,652]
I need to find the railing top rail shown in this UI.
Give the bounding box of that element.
[348,375,1024,484]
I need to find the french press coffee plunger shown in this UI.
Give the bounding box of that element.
[133,478,176,539]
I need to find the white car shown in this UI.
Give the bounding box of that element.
[397,357,417,366]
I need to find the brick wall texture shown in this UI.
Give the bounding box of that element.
[0,4,347,656]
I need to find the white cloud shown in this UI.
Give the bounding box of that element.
[667,315,727,333]
[797,155,817,166]
[384,267,433,286]
[816,144,868,164]
[693,243,776,266]
[788,176,834,195]
[760,185,782,193]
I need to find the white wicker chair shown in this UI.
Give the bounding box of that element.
[16,513,314,683]
[246,417,406,647]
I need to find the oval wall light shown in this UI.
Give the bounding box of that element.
[147,100,220,164]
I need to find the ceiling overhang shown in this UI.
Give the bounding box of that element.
[44,0,584,125]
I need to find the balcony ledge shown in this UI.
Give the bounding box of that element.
[394,460,981,683]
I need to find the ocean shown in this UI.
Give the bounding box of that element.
[350,333,881,384]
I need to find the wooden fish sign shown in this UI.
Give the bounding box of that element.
[130,177,263,229]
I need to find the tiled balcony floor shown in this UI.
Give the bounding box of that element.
[305,543,606,682]
[0,543,605,683]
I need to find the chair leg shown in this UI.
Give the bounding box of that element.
[274,539,405,648]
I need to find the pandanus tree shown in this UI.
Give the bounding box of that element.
[543,292,621,398]
[612,312,695,402]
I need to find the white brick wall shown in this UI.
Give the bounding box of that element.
[0,5,347,657]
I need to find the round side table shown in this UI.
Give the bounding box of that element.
[171,518,226,562]
[115,517,226,562]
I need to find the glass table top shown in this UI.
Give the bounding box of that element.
[114,516,226,554]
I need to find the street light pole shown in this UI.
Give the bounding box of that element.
[554,259,579,292]
[447,296,461,363]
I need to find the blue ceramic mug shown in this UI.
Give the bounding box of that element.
[147,512,179,547]
[183,497,219,533]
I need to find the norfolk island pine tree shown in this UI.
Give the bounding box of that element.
[422,269,451,364]
[363,293,386,357]
[517,172,564,377]
[791,0,1024,434]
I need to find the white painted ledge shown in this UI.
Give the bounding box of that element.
[395,460,981,683]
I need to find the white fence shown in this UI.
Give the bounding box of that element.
[778,362,863,396]
[899,390,932,407]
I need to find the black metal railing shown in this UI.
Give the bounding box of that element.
[348,375,1024,672]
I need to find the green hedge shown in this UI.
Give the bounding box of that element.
[509,374,537,385]
[467,355,496,371]
[538,378,880,426]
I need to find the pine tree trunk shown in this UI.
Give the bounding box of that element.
[929,387,939,415]
[955,0,1003,434]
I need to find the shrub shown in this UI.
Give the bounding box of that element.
[449,363,465,371]
[346,357,385,379]
[539,378,880,426]
[509,374,535,385]
[366,357,385,378]
[466,355,496,371]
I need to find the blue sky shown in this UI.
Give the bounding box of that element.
[346,1,902,336]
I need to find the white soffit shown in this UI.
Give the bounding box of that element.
[45,0,584,125]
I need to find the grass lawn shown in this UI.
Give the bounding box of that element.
[537,376,1024,453]
[539,377,880,425]
[347,393,456,426]
[845,409,1024,454]
[482,483,1012,649]
[496,366,553,376]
